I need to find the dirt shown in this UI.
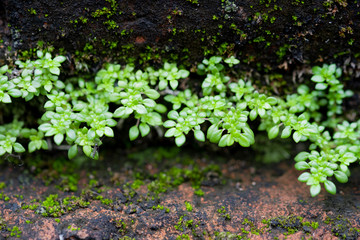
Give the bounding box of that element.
[0,146,359,240]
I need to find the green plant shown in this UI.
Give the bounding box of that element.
[8,226,22,238]
[0,52,357,197]
[185,201,193,212]
[186,0,198,4]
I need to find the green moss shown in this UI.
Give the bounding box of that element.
[0,217,6,231]
[104,20,119,30]
[8,226,22,238]
[101,198,113,205]
[152,204,170,213]
[263,215,322,237]
[116,219,127,235]
[185,201,193,212]
[27,194,91,217]
[328,216,360,239]
[148,165,211,195]
[68,225,80,231]
[131,179,143,189]
[0,192,10,201]
[186,0,198,4]
[194,189,204,196]
[28,8,37,15]
[56,174,79,192]
[0,182,6,190]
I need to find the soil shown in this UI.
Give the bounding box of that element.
[0,146,359,240]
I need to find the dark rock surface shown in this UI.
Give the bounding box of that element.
[1,0,360,68]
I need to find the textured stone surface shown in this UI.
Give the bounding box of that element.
[1,0,360,67]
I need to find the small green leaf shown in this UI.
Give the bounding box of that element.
[298,172,311,182]
[143,99,156,108]
[8,89,22,98]
[315,83,328,90]
[139,123,150,137]
[0,147,5,156]
[334,171,348,183]
[311,75,324,83]
[2,93,11,103]
[42,140,48,150]
[165,128,176,137]
[238,134,251,147]
[219,134,230,147]
[106,119,117,127]
[68,145,78,159]
[114,107,131,118]
[293,131,302,143]
[13,143,25,153]
[266,97,278,105]
[178,69,189,78]
[311,66,322,75]
[129,125,139,141]
[170,80,178,90]
[39,123,52,132]
[44,101,54,108]
[134,104,147,114]
[66,129,76,141]
[37,50,44,58]
[207,125,222,143]
[295,152,309,162]
[168,110,179,120]
[295,161,310,171]
[104,127,114,137]
[54,133,64,145]
[159,79,168,90]
[83,145,92,157]
[258,108,266,118]
[324,180,336,195]
[154,104,167,113]
[194,130,205,142]
[28,141,37,153]
[281,126,292,138]
[310,184,321,197]
[268,125,279,140]
[144,89,160,99]
[163,120,176,128]
[175,134,186,147]
[96,129,104,137]
[249,109,257,121]
[53,55,66,63]
[50,67,60,75]
[87,129,96,140]
[146,112,162,126]
[44,83,53,92]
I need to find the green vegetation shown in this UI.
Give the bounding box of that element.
[217,206,231,220]
[0,192,10,201]
[0,50,358,197]
[185,201,193,212]
[152,204,170,213]
[115,219,127,235]
[21,194,90,217]
[8,226,22,238]
[186,0,199,4]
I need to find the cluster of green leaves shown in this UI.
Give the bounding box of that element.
[0,53,358,197]
[0,51,66,156]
